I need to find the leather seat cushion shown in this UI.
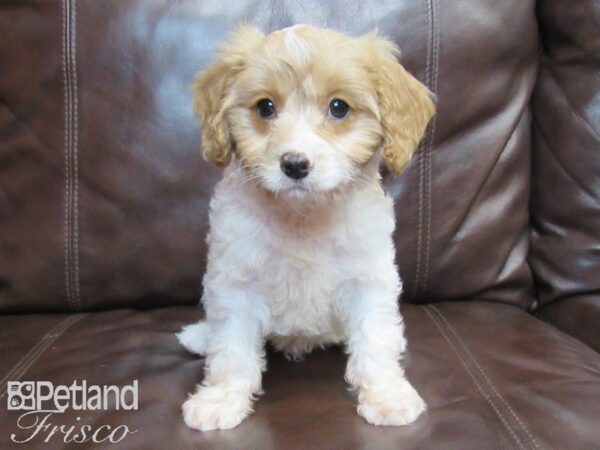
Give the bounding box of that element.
[1,301,598,449]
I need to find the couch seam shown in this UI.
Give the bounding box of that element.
[412,33,425,301]
[420,0,439,299]
[421,305,526,450]
[413,0,429,302]
[0,314,86,398]
[62,0,82,311]
[430,305,544,450]
[70,0,82,310]
[413,0,439,301]
[62,0,73,310]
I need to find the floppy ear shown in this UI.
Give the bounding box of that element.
[193,25,265,168]
[367,34,435,175]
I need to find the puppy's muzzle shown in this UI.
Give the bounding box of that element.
[280,152,311,180]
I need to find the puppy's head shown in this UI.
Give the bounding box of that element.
[194,24,434,198]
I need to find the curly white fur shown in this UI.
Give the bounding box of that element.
[177,157,425,430]
[177,24,433,431]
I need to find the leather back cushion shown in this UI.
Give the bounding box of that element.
[530,1,600,312]
[0,0,537,312]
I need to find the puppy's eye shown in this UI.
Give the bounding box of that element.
[256,98,276,119]
[329,99,349,119]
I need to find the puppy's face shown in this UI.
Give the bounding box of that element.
[194,25,434,198]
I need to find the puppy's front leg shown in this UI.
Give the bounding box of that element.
[182,296,266,431]
[343,282,425,426]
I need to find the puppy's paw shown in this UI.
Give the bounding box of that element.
[357,379,426,426]
[182,385,252,431]
[176,322,208,356]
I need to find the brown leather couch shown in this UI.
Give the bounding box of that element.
[1,1,599,449]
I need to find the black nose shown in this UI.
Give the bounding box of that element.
[280,152,311,180]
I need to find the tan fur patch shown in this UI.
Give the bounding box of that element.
[193,24,435,175]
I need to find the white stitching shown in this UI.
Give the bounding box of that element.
[62,0,81,310]
[62,0,73,310]
[430,305,543,450]
[412,0,432,302]
[413,143,424,301]
[420,0,439,298]
[70,0,82,310]
[422,306,525,449]
[0,314,86,398]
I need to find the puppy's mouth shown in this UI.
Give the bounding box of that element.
[283,183,312,198]
[286,182,309,192]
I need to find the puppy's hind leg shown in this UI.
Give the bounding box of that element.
[176,321,210,356]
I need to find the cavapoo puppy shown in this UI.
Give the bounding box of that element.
[177,24,435,431]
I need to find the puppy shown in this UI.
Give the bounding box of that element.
[177,24,434,431]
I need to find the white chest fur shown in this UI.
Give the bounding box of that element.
[202,165,398,339]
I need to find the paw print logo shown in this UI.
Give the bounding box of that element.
[7,382,36,411]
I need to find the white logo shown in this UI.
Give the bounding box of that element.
[7,382,36,411]
[6,380,139,444]
[7,380,138,412]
